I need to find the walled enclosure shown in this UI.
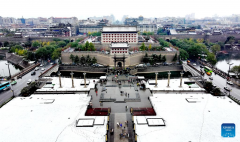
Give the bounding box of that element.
[61,51,178,67]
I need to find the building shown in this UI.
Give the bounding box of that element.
[79,19,108,34]
[101,26,138,44]
[137,24,158,34]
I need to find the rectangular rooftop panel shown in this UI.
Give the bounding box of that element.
[136,116,147,125]
[186,98,200,103]
[147,118,165,126]
[94,117,105,125]
[76,118,95,127]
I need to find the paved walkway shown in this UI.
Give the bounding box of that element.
[114,113,129,142]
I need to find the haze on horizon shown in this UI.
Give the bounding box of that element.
[0,0,239,20]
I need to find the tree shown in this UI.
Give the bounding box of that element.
[74,55,80,64]
[172,53,177,62]
[179,48,189,60]
[204,81,213,92]
[80,55,86,64]
[70,54,75,63]
[231,65,240,76]
[86,55,91,64]
[58,41,67,47]
[211,44,221,55]
[162,55,166,62]
[225,36,235,44]
[3,41,9,47]
[158,54,162,62]
[140,43,146,51]
[148,44,152,50]
[212,88,221,96]
[145,53,148,57]
[89,42,96,51]
[92,57,97,64]
[53,38,61,42]
[206,53,217,65]
[32,41,41,48]
[52,48,62,60]
[85,41,90,50]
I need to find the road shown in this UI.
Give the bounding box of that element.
[192,61,240,100]
[0,63,52,106]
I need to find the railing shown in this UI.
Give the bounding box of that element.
[39,64,57,78]
[11,63,40,79]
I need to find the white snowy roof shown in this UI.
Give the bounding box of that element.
[100,76,107,79]
[137,76,145,79]
[102,26,137,32]
[134,93,240,141]
[0,94,107,142]
[110,42,129,48]
[146,78,205,92]
[36,77,98,92]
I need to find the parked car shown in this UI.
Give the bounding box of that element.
[209,77,213,80]
[212,84,216,88]
[35,67,39,71]
[11,80,17,85]
[224,87,231,91]
[40,64,43,67]
[41,68,45,71]
[200,65,203,68]
[193,63,196,66]
[50,62,54,65]
[31,71,36,75]
[27,79,32,84]
[227,81,233,85]
[136,64,146,68]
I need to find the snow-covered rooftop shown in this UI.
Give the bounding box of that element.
[110,42,129,48]
[146,78,205,92]
[102,26,137,32]
[0,94,107,142]
[37,77,98,92]
[134,93,240,141]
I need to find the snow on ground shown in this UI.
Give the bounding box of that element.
[134,93,240,142]
[37,77,99,92]
[146,78,205,92]
[0,94,107,142]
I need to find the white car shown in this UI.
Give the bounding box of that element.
[224,87,231,91]
[27,79,32,84]
[209,77,213,80]
[35,67,39,71]
[41,68,45,71]
[227,81,233,85]
[193,63,196,66]
[50,62,54,65]
[40,64,43,67]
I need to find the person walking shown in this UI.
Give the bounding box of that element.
[128,93,129,98]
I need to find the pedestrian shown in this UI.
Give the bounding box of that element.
[128,93,129,98]
[122,127,124,133]
[117,122,119,127]
[120,123,122,127]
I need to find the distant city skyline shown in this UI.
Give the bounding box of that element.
[0,0,239,21]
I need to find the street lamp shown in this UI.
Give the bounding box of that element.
[167,71,171,87]
[5,62,11,79]
[227,62,233,77]
[155,72,158,87]
[70,72,74,88]
[180,71,184,87]
[83,72,86,88]
[58,72,62,88]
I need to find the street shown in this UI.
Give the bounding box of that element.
[193,61,240,100]
[0,63,52,106]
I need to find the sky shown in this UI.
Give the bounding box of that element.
[0,0,239,21]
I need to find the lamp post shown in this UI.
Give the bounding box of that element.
[180,71,184,87]
[167,71,171,87]
[58,72,62,88]
[5,62,11,79]
[227,62,233,77]
[70,71,74,88]
[155,72,158,87]
[83,72,86,88]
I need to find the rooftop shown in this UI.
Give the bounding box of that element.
[0,94,107,142]
[134,93,240,141]
[110,42,129,48]
[102,26,137,32]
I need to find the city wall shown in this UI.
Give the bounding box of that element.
[61,51,178,67]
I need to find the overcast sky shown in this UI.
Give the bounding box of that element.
[0,0,239,20]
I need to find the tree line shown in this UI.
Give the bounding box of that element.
[69,54,97,65]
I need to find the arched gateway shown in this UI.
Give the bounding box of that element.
[110,42,129,69]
